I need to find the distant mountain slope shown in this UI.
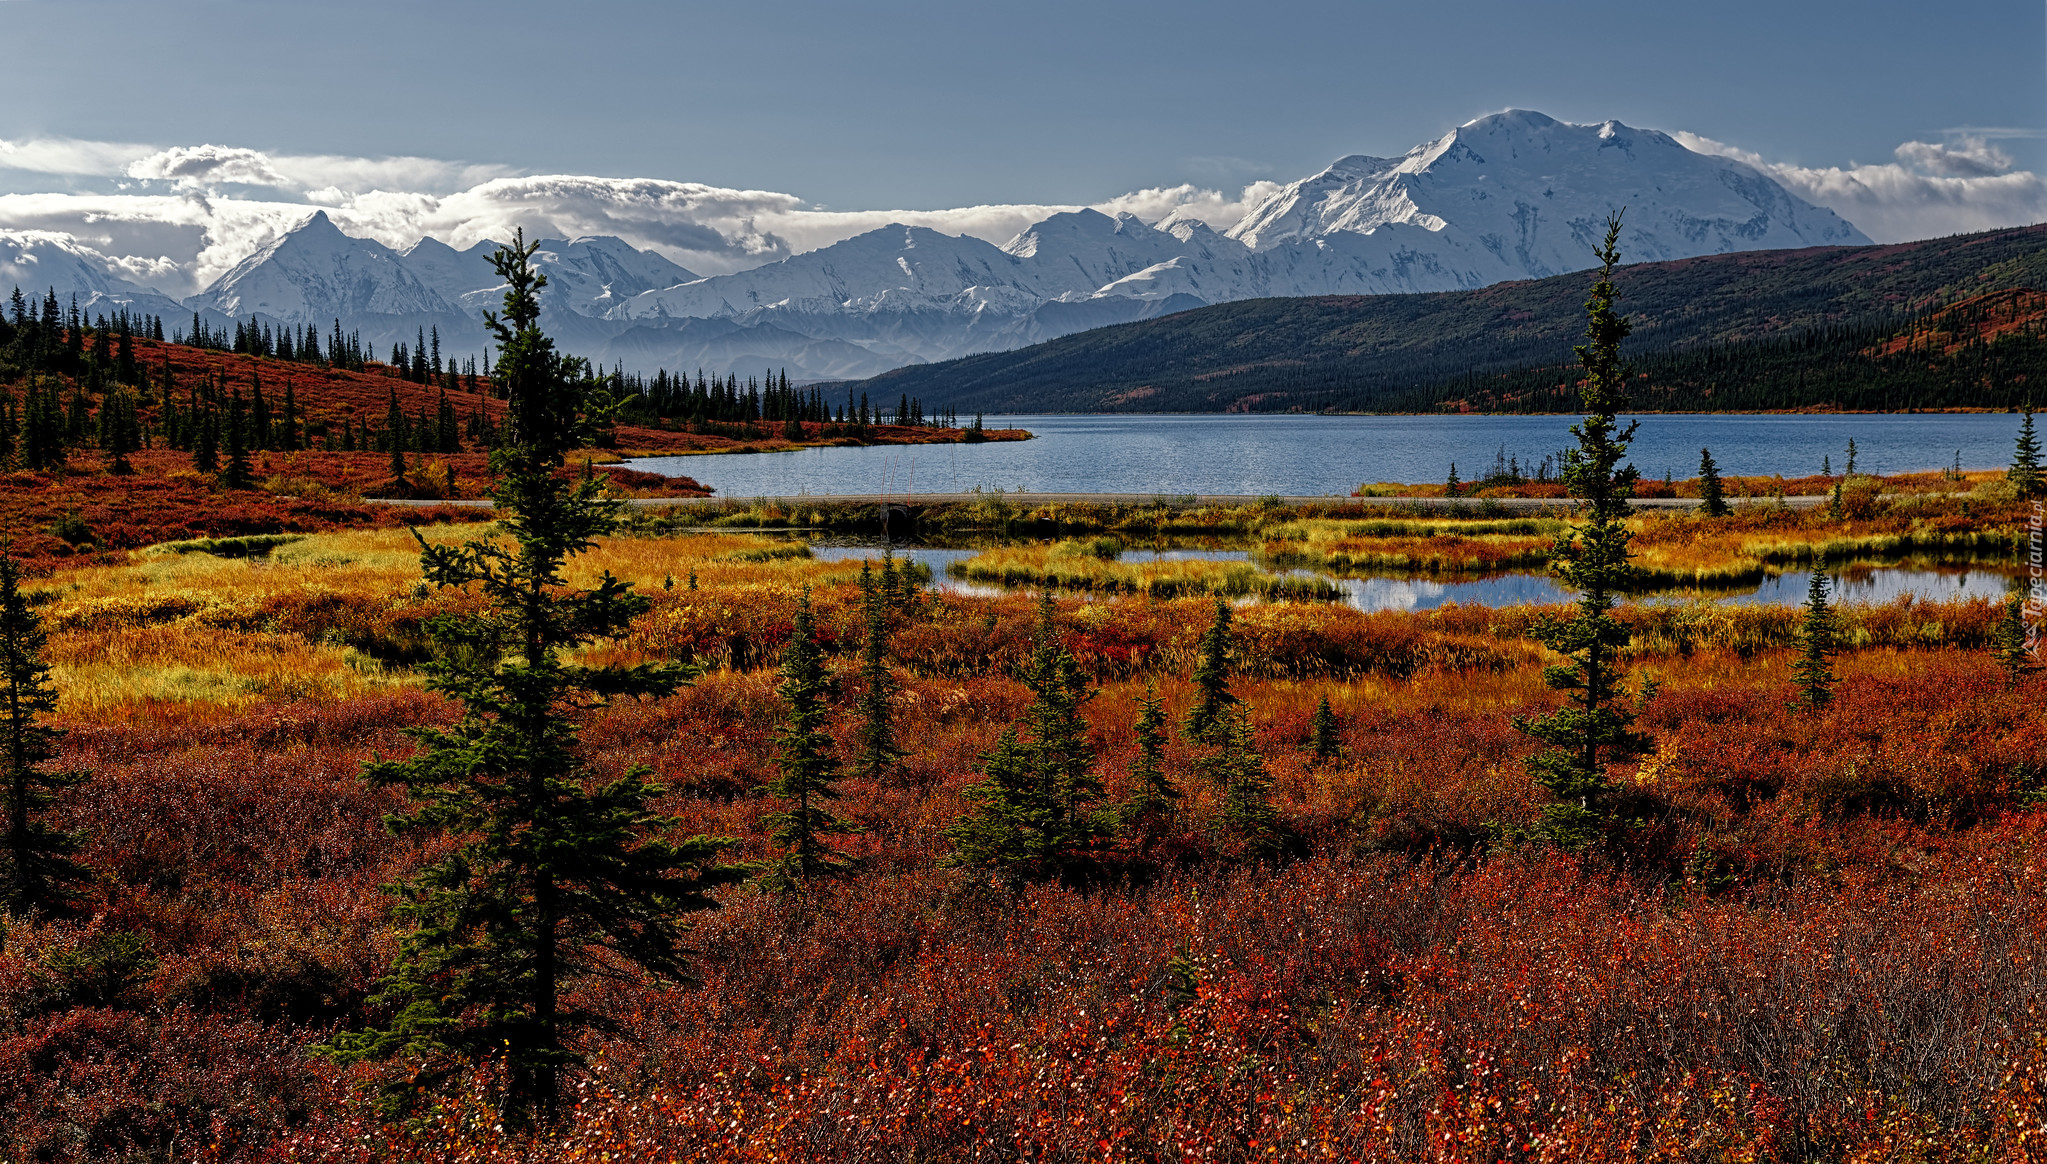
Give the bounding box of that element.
[858,224,2047,413]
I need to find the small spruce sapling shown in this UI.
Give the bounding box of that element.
[853,562,905,780]
[945,595,1108,884]
[1119,680,1179,836]
[1183,599,1237,745]
[2011,406,2042,500]
[1307,694,1340,764]
[1791,559,1839,712]
[1697,447,1728,517]
[1992,592,2039,685]
[762,591,857,888]
[1198,704,1290,861]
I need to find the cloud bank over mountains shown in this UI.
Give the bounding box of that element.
[0,116,2034,301]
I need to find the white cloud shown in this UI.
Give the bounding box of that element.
[1675,131,2047,243]
[1894,135,2013,179]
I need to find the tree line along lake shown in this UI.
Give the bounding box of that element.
[624,412,2031,499]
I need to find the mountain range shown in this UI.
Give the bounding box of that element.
[1,110,1869,380]
[859,223,2047,414]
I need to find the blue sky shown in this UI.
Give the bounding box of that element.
[0,0,2041,291]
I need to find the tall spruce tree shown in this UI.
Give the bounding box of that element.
[2011,406,2042,500]
[321,231,742,1122]
[1791,559,1840,712]
[852,562,904,779]
[1513,213,1651,852]
[945,594,1108,884]
[1697,447,1728,517]
[0,553,87,916]
[761,591,856,889]
[1183,599,1237,745]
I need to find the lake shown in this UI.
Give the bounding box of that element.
[807,545,2021,613]
[626,412,2027,498]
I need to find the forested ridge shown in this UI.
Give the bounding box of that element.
[860,223,2047,413]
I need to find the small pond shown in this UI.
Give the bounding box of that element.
[803,541,2022,612]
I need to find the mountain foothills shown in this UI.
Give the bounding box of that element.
[1,111,1866,382]
[866,223,2047,414]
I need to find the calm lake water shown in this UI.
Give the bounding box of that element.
[807,545,2021,613]
[627,412,2027,498]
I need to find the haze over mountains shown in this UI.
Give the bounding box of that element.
[3,111,1869,379]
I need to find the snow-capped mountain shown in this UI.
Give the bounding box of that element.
[0,231,187,319]
[5,111,1873,379]
[1223,109,1864,275]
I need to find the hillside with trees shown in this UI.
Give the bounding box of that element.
[859,223,2047,413]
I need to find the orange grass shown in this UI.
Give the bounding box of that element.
[5,526,2047,1160]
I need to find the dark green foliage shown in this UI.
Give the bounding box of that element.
[853,563,904,780]
[1197,705,1290,861]
[1444,462,1461,497]
[1845,438,1859,477]
[1307,694,1340,765]
[1119,681,1179,835]
[1514,215,1652,853]
[192,404,218,473]
[1828,476,1846,521]
[762,592,857,889]
[946,595,1108,884]
[1992,593,2040,685]
[386,387,408,482]
[1697,447,1728,517]
[1183,599,1237,745]
[98,387,142,473]
[320,232,743,1122]
[1792,562,1840,712]
[221,385,253,489]
[2011,407,2042,499]
[34,932,156,1008]
[0,554,87,916]
[19,378,65,472]
[860,223,2047,415]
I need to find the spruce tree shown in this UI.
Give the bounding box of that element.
[321,231,742,1122]
[761,591,856,888]
[853,563,904,780]
[1512,213,1651,852]
[386,386,408,482]
[192,404,218,473]
[1845,438,1859,477]
[1307,694,1340,764]
[0,554,87,916]
[1119,680,1179,834]
[100,389,141,474]
[945,595,1107,884]
[2010,406,2042,500]
[1183,598,1237,745]
[221,385,253,489]
[1992,592,2040,685]
[1445,462,1461,497]
[1198,704,1288,861]
[1791,559,1839,712]
[1697,447,1728,517]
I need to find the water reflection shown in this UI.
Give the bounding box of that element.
[801,541,2019,612]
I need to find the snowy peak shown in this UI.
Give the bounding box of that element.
[1226,110,1869,269]
[192,211,454,321]
[529,235,699,315]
